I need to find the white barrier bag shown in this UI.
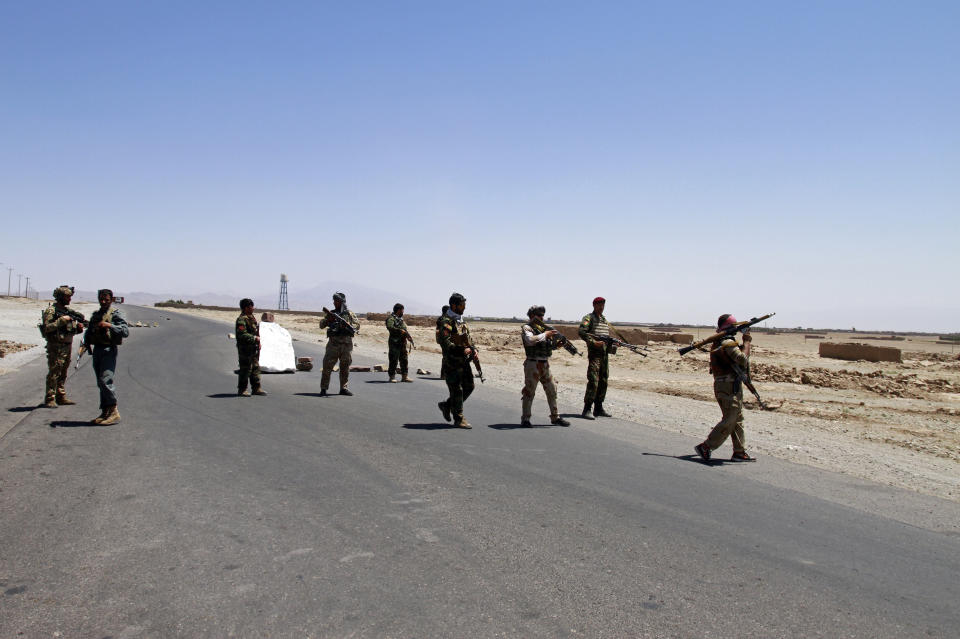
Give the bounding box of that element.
[258,321,296,373]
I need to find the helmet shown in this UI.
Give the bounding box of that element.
[53,285,74,302]
[449,292,466,307]
[527,305,546,318]
[333,292,346,303]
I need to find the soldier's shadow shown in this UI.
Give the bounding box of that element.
[9,406,37,413]
[49,420,102,428]
[402,423,461,431]
[487,423,564,430]
[207,393,241,399]
[642,452,728,466]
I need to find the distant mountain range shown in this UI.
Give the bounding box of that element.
[70,281,435,315]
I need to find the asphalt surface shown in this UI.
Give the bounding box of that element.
[2,306,958,638]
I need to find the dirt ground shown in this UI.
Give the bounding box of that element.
[156,307,960,503]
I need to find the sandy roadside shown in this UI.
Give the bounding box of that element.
[158,306,959,503]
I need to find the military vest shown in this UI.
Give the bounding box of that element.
[89,308,122,346]
[386,314,407,345]
[235,314,260,351]
[523,323,553,360]
[326,308,355,337]
[709,338,740,377]
[440,315,472,363]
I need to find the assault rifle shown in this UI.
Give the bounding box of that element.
[729,360,770,410]
[588,333,649,357]
[75,338,92,369]
[469,346,485,383]
[40,306,86,340]
[677,313,775,356]
[322,307,357,336]
[531,320,581,356]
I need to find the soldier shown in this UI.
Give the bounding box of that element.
[435,305,450,380]
[695,314,756,462]
[437,293,477,428]
[520,305,570,427]
[385,303,414,383]
[235,298,266,397]
[39,285,86,408]
[319,292,360,396]
[578,296,613,419]
[84,289,129,425]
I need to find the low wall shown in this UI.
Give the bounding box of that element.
[819,342,902,363]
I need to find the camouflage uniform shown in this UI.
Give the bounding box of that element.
[437,312,475,425]
[435,313,449,380]
[235,312,261,393]
[84,304,129,412]
[40,297,84,405]
[521,321,560,423]
[385,313,410,380]
[320,306,360,392]
[704,337,750,454]
[578,311,610,406]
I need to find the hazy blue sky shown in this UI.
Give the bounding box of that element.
[1,2,957,331]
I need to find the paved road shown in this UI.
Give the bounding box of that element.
[2,306,958,638]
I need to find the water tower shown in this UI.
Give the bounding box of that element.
[278,273,289,310]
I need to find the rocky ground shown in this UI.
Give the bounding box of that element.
[4,298,958,502]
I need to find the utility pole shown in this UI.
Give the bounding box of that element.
[25,276,31,299]
[6,267,11,297]
[17,274,22,297]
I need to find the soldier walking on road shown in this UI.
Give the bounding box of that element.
[40,285,86,408]
[578,296,613,420]
[437,293,477,429]
[695,314,757,462]
[236,298,266,397]
[520,305,570,427]
[84,289,129,425]
[320,292,360,396]
[386,303,414,383]
[435,305,450,380]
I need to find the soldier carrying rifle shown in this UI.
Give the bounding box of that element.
[578,296,614,420]
[39,285,86,408]
[693,313,765,462]
[385,303,415,383]
[437,293,478,429]
[319,292,361,397]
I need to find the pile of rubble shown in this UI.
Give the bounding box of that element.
[0,340,34,358]
[751,363,956,399]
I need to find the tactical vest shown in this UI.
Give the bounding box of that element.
[326,308,354,337]
[386,314,407,344]
[90,308,123,346]
[523,324,552,360]
[709,339,739,377]
[441,316,471,363]
[236,314,259,351]
[39,306,73,343]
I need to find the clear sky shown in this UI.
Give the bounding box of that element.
[1,2,957,331]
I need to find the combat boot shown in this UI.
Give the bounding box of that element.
[581,402,595,420]
[388,375,397,383]
[56,395,76,405]
[593,402,612,418]
[42,397,58,409]
[251,387,267,396]
[455,417,472,429]
[99,405,121,426]
[238,389,250,397]
[90,408,108,425]
[437,401,451,422]
[401,375,413,383]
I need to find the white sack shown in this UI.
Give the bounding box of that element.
[258,322,296,373]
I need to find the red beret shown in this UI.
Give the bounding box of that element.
[593,297,605,304]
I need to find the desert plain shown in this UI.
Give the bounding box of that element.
[3,297,958,503]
